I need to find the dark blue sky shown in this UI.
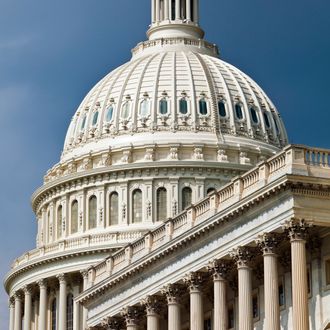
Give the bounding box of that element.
[1,0,330,326]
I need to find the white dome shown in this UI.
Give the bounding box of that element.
[62,47,287,163]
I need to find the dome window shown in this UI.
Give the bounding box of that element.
[250,107,259,124]
[71,200,78,234]
[105,106,114,122]
[159,98,168,115]
[182,186,192,210]
[140,99,150,117]
[121,96,131,119]
[66,294,74,330]
[235,104,244,120]
[273,114,280,134]
[80,115,87,131]
[132,189,142,223]
[92,111,99,126]
[157,187,167,222]
[179,98,188,115]
[199,99,208,115]
[89,196,97,229]
[109,192,119,226]
[218,101,227,117]
[263,112,271,128]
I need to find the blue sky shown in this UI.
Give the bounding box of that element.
[0,0,330,326]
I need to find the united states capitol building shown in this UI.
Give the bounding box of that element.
[4,1,330,329]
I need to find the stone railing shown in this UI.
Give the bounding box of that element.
[11,231,143,269]
[89,144,330,285]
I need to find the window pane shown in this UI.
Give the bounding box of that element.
[92,111,99,126]
[89,196,97,229]
[228,306,234,328]
[179,99,188,114]
[140,99,150,117]
[199,99,207,115]
[250,108,259,124]
[51,299,57,330]
[160,99,168,115]
[110,192,119,225]
[264,112,271,128]
[157,188,167,221]
[66,294,73,330]
[182,187,192,210]
[235,104,243,119]
[218,101,226,117]
[121,102,130,119]
[106,106,114,122]
[132,189,142,223]
[71,201,78,234]
[273,114,280,134]
[80,116,86,131]
[279,283,285,306]
[57,205,62,239]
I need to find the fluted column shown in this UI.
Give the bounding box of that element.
[14,292,23,330]
[9,298,15,330]
[162,284,183,330]
[184,272,204,330]
[231,247,253,330]
[152,0,156,23]
[73,283,81,330]
[102,316,125,330]
[256,233,280,330]
[164,0,170,20]
[141,295,162,330]
[37,279,47,330]
[193,0,199,23]
[155,0,160,22]
[285,219,310,330]
[175,0,181,20]
[23,286,33,330]
[208,260,230,330]
[57,274,67,330]
[121,306,142,330]
[186,0,191,21]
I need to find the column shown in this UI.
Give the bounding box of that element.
[73,283,80,330]
[23,286,33,330]
[102,316,125,330]
[9,298,15,330]
[231,247,253,330]
[152,0,156,23]
[256,233,280,330]
[141,296,161,330]
[162,284,182,330]
[285,219,310,330]
[186,0,191,21]
[81,270,89,330]
[193,0,199,23]
[57,274,67,330]
[37,279,47,330]
[155,0,160,22]
[208,260,229,330]
[175,0,180,20]
[184,272,204,330]
[121,306,141,330]
[14,292,23,330]
[164,0,170,20]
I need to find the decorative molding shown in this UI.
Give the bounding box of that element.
[283,218,312,242]
[255,232,280,255]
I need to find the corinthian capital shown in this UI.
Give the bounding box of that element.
[283,218,312,241]
[101,316,124,330]
[230,246,254,268]
[56,273,67,283]
[37,279,47,289]
[161,283,184,304]
[140,295,163,315]
[183,272,205,292]
[120,306,142,327]
[255,232,280,254]
[208,259,231,280]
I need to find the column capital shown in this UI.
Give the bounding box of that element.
[56,273,67,283]
[283,218,312,242]
[101,316,124,330]
[23,285,33,295]
[80,269,89,279]
[230,246,254,268]
[183,271,205,292]
[161,283,185,304]
[37,278,47,289]
[255,232,280,255]
[208,259,231,280]
[120,306,143,327]
[140,295,164,316]
[13,291,23,301]
[9,296,15,308]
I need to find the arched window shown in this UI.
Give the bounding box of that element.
[235,104,243,120]
[179,98,188,114]
[109,192,119,226]
[140,99,150,117]
[51,299,57,330]
[159,98,168,115]
[71,200,78,234]
[47,211,51,241]
[106,105,114,122]
[250,107,259,124]
[66,294,74,330]
[218,101,226,117]
[57,205,62,239]
[121,101,131,119]
[80,115,87,131]
[182,187,192,210]
[199,99,208,115]
[89,196,97,229]
[156,188,167,222]
[92,111,99,126]
[263,112,271,128]
[132,189,142,223]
